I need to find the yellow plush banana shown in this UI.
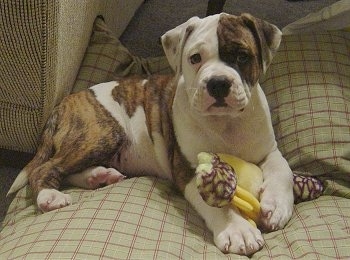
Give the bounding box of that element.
[196,152,263,227]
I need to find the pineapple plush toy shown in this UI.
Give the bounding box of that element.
[196,152,324,227]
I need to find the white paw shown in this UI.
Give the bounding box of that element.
[37,189,72,212]
[259,186,294,231]
[87,166,125,189]
[213,214,264,255]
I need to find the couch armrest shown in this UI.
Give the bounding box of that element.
[0,0,142,154]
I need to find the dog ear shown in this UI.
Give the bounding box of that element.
[241,13,282,73]
[161,17,200,75]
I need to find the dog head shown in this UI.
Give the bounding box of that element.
[161,13,281,117]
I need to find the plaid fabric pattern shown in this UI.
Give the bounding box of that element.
[1,177,349,259]
[72,17,171,93]
[261,30,350,198]
[1,18,350,259]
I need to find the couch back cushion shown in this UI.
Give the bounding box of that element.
[261,31,350,195]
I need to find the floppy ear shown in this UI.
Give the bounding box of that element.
[241,13,282,73]
[161,17,200,75]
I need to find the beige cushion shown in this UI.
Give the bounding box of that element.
[261,30,350,197]
[73,17,171,93]
[1,177,349,258]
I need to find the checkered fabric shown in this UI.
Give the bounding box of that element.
[1,17,349,259]
[72,17,171,93]
[261,31,350,198]
[1,177,349,259]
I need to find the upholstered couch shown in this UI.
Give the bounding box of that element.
[0,0,143,154]
[1,1,350,259]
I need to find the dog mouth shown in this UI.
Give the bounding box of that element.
[212,99,228,107]
[207,100,245,114]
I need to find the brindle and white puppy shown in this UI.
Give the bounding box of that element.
[9,13,294,255]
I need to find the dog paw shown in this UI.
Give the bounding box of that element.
[214,218,264,255]
[87,166,126,189]
[259,188,294,231]
[37,189,72,212]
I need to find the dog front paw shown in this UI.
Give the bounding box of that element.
[213,219,264,255]
[37,189,72,212]
[259,187,294,231]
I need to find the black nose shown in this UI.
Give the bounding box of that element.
[207,76,231,100]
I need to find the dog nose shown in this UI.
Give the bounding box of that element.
[207,76,231,100]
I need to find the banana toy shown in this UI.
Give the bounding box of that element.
[196,152,324,227]
[196,152,263,227]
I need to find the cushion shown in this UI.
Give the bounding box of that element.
[1,178,349,259]
[261,30,350,198]
[72,17,171,93]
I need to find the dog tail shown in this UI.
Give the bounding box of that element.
[7,108,59,196]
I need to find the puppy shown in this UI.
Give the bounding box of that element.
[8,13,294,255]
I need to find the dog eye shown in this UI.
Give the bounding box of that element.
[190,53,202,64]
[236,51,250,64]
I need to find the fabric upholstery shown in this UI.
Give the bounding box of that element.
[73,17,171,93]
[0,1,59,153]
[261,31,350,198]
[1,17,349,259]
[0,0,143,153]
[1,177,349,259]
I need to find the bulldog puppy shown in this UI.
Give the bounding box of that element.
[8,13,294,255]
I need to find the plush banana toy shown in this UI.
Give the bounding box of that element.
[196,152,262,227]
[196,152,324,227]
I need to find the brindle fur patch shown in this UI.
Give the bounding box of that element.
[217,14,262,86]
[28,90,128,196]
[112,75,175,142]
[111,75,194,191]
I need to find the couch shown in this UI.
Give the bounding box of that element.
[0,0,143,154]
[1,1,350,259]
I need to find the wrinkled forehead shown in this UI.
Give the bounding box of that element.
[190,14,220,37]
[216,13,257,53]
[184,14,220,51]
[185,13,257,56]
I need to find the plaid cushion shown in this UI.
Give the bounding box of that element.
[72,17,171,93]
[1,177,349,259]
[261,31,350,198]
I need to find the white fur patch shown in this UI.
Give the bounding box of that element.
[90,81,128,131]
[125,107,172,178]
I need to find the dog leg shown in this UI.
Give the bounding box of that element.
[28,159,70,212]
[27,90,128,212]
[259,149,294,231]
[185,178,264,255]
[64,166,126,189]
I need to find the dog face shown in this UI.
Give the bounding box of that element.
[161,13,281,117]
